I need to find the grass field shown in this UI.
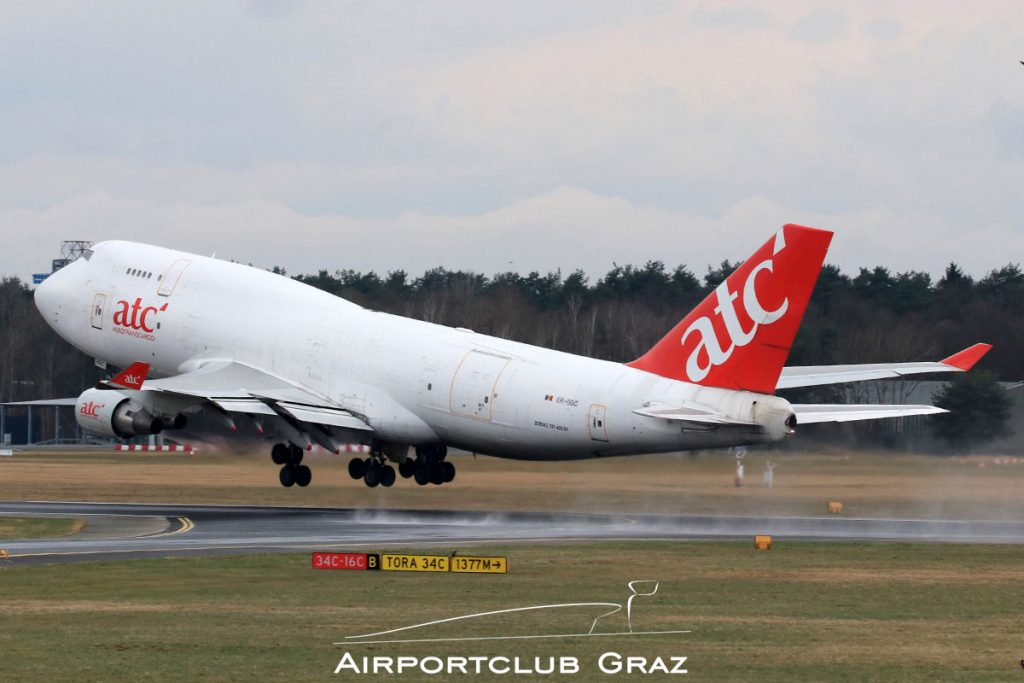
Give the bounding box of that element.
[2,448,1024,681]
[0,516,83,541]
[1,448,1023,520]
[1,542,1023,681]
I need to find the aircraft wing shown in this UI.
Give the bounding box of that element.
[142,360,372,433]
[776,343,991,390]
[1,398,77,407]
[791,404,947,424]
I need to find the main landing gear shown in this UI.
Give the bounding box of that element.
[272,443,312,488]
[347,443,396,488]
[408,444,455,486]
[346,443,455,488]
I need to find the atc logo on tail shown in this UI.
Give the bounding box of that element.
[681,229,790,383]
[628,224,832,394]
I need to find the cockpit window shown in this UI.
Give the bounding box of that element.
[82,249,93,261]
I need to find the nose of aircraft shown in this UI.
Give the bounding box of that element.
[34,266,70,325]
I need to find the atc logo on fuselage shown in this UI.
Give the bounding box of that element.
[112,297,168,341]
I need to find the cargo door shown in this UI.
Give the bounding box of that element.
[449,351,511,421]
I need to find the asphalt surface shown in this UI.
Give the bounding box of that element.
[2,501,1024,565]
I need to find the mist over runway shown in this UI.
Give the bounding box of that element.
[3,501,1024,565]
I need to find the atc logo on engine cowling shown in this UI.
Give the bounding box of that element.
[79,400,104,418]
[112,297,168,341]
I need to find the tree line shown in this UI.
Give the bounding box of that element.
[1,258,1019,449]
[288,260,1022,381]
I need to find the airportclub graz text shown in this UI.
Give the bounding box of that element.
[113,298,168,333]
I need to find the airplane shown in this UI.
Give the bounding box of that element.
[33,224,991,489]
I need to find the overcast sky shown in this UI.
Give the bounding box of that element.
[1,1,1022,283]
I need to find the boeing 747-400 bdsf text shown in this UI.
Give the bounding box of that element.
[34,225,990,489]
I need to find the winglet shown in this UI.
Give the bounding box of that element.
[107,362,151,391]
[940,343,992,371]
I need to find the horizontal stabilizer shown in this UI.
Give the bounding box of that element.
[777,343,992,389]
[633,402,758,426]
[793,404,946,424]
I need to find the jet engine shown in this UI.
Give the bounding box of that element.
[75,388,164,439]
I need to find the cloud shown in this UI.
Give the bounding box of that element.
[789,9,849,43]
[0,1,1021,286]
[1,186,1018,286]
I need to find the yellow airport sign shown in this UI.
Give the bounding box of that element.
[379,554,450,572]
[450,555,508,574]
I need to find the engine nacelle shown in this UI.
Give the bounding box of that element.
[75,388,164,439]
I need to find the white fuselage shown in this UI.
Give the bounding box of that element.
[35,241,794,460]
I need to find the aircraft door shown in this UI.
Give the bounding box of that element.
[588,403,609,442]
[91,293,107,330]
[306,339,325,384]
[450,351,511,421]
[158,259,191,297]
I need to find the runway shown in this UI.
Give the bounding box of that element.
[3,501,1024,565]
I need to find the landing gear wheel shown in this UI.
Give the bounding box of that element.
[271,443,289,465]
[380,465,396,487]
[442,461,456,483]
[289,445,304,465]
[279,465,296,487]
[414,462,431,486]
[398,460,415,479]
[364,463,381,488]
[348,457,367,480]
[295,465,312,487]
[429,462,446,485]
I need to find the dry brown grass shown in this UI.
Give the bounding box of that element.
[2,449,1024,521]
